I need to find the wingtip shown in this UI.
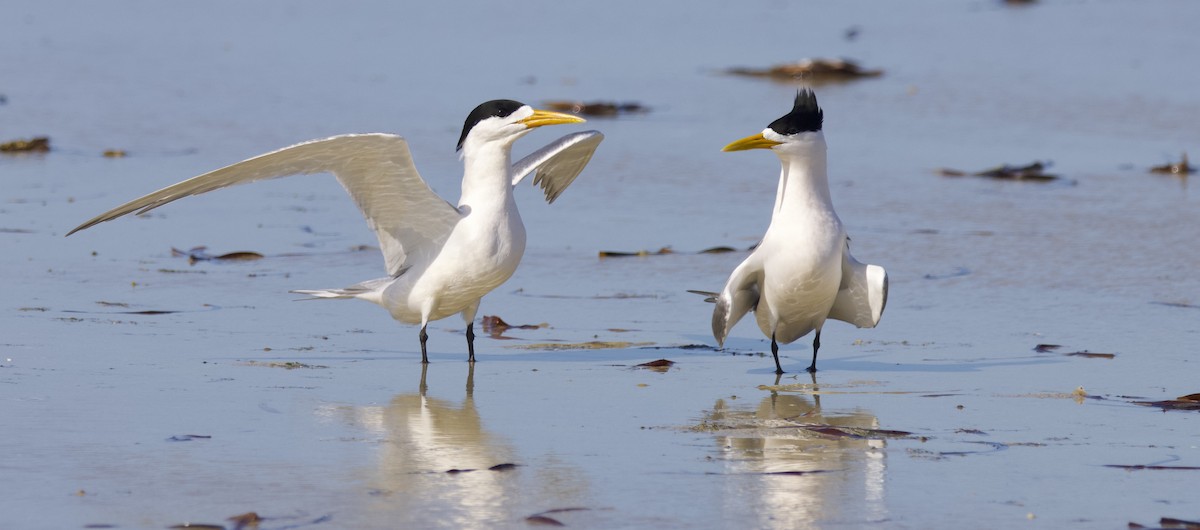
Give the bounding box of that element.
[66,215,109,237]
[712,315,728,348]
[64,223,88,237]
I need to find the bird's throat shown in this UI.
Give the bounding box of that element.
[775,154,834,215]
[459,145,515,208]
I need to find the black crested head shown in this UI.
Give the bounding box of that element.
[457,99,526,151]
[767,89,823,136]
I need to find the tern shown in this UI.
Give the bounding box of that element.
[68,99,603,364]
[708,89,886,374]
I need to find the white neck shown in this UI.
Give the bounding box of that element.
[458,140,515,210]
[773,138,834,216]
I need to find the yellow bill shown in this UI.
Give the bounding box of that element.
[520,109,586,128]
[722,132,781,152]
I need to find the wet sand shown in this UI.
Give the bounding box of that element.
[3,1,1199,528]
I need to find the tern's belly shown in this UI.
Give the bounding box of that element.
[382,258,520,324]
[755,251,841,344]
[382,213,526,324]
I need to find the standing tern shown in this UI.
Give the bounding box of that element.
[67,100,603,364]
[710,89,886,374]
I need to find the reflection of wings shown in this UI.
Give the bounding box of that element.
[828,239,888,328]
[67,134,461,277]
[511,131,604,204]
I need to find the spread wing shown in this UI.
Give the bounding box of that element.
[510,130,603,203]
[67,133,461,277]
[712,256,762,346]
[827,239,888,328]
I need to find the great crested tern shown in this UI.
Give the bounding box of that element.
[710,89,886,374]
[68,100,603,364]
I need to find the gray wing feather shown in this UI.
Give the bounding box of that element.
[67,134,460,277]
[510,130,603,204]
[712,258,761,347]
[827,239,888,328]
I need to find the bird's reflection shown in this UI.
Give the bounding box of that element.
[331,365,585,529]
[354,365,513,527]
[703,373,888,529]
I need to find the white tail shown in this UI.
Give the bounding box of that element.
[289,277,391,302]
[290,288,359,300]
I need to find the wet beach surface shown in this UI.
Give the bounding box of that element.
[3,1,1199,528]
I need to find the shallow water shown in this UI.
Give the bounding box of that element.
[3,1,1199,528]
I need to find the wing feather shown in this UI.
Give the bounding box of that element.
[827,239,888,328]
[67,134,460,276]
[510,130,603,203]
[713,257,761,346]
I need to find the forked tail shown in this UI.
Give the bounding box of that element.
[290,288,361,300]
[290,277,390,303]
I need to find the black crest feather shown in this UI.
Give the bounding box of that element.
[767,89,823,136]
[457,99,525,151]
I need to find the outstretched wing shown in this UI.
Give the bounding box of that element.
[510,130,603,203]
[827,239,888,328]
[67,134,461,277]
[712,256,762,346]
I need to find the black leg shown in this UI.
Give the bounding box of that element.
[806,330,821,373]
[771,333,784,375]
[419,325,429,364]
[466,322,476,363]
